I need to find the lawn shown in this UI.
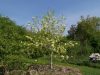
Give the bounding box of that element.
[78,66,100,75]
[32,56,100,75]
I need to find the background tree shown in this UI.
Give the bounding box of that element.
[68,25,77,40]
[68,16,100,55]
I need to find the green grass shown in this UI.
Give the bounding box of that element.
[78,66,100,75]
[32,56,100,75]
[65,64,100,75]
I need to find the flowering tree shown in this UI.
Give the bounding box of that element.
[24,11,78,69]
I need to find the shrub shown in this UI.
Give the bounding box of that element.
[3,55,34,70]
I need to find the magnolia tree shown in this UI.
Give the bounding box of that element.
[24,11,78,69]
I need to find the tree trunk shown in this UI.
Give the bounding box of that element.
[50,51,53,69]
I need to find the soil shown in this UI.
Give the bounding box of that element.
[26,64,82,75]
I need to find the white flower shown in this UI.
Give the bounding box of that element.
[51,44,54,47]
[65,43,67,45]
[34,59,37,62]
[25,36,33,40]
[66,55,69,60]
[27,43,33,46]
[20,41,23,43]
[71,56,73,58]
[75,42,78,45]
[71,44,74,47]
[61,55,64,59]
[52,41,55,44]
[35,42,39,47]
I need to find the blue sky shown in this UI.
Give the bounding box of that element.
[0,0,100,31]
